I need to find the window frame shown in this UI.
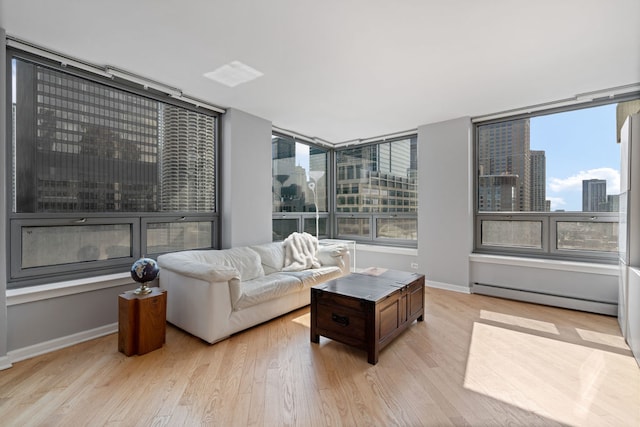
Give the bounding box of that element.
[10,215,141,282]
[6,48,220,288]
[271,132,331,240]
[333,135,418,248]
[473,95,640,264]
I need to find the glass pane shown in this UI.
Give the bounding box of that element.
[337,217,370,238]
[12,58,215,214]
[481,220,542,248]
[272,218,298,241]
[376,218,417,240]
[272,135,328,213]
[21,224,131,268]
[556,221,618,252]
[335,137,417,213]
[303,217,327,237]
[146,222,212,254]
[477,101,640,213]
[477,119,531,212]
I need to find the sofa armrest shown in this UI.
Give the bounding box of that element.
[159,268,236,344]
[317,244,350,275]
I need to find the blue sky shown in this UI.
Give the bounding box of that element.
[531,103,620,211]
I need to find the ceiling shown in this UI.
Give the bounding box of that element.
[1,0,639,143]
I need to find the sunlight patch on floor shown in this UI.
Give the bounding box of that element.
[575,328,629,350]
[292,313,311,328]
[463,322,640,426]
[480,310,559,334]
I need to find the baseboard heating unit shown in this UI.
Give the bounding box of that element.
[472,283,618,316]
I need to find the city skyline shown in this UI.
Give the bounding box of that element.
[478,102,624,213]
[533,103,620,212]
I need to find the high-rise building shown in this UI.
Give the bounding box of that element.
[13,61,160,213]
[477,119,532,211]
[334,138,418,238]
[530,150,547,211]
[607,194,620,212]
[160,105,215,211]
[582,179,607,212]
[272,135,299,212]
[308,146,328,212]
[335,138,417,214]
[477,175,518,211]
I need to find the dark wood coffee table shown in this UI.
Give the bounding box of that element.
[310,268,425,364]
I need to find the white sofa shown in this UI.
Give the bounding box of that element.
[157,241,350,344]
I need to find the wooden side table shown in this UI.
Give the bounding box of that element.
[118,287,167,356]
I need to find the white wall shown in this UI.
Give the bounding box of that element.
[355,245,418,273]
[417,117,473,292]
[220,108,272,248]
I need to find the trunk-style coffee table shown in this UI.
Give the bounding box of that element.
[310,268,425,364]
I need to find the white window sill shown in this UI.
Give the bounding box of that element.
[469,253,619,276]
[6,272,133,306]
[356,244,418,256]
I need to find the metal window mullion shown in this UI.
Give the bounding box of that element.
[542,215,550,254]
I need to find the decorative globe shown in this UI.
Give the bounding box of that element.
[130,258,160,294]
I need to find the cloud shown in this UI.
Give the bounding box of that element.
[548,168,620,195]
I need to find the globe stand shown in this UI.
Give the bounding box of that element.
[134,282,153,295]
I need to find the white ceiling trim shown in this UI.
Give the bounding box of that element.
[472,83,640,123]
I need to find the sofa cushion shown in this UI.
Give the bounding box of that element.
[222,247,265,281]
[161,247,265,283]
[249,242,285,275]
[231,273,303,311]
[280,266,343,287]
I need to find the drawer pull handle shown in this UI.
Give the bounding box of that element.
[332,313,350,327]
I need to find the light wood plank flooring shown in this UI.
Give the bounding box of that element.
[1,287,638,426]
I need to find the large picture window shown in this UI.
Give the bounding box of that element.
[335,136,418,245]
[8,52,218,287]
[475,98,640,262]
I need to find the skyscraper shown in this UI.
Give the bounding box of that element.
[582,179,607,212]
[13,60,159,213]
[477,119,532,211]
[477,174,518,211]
[160,105,216,212]
[335,138,417,214]
[530,150,547,211]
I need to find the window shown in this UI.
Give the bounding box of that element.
[335,136,418,245]
[272,133,328,240]
[8,52,219,287]
[475,98,640,262]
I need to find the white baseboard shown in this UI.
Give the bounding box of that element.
[0,355,12,371]
[427,280,471,294]
[7,323,118,365]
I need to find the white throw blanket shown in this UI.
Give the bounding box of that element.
[282,232,321,272]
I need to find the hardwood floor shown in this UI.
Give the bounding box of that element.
[1,287,638,426]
